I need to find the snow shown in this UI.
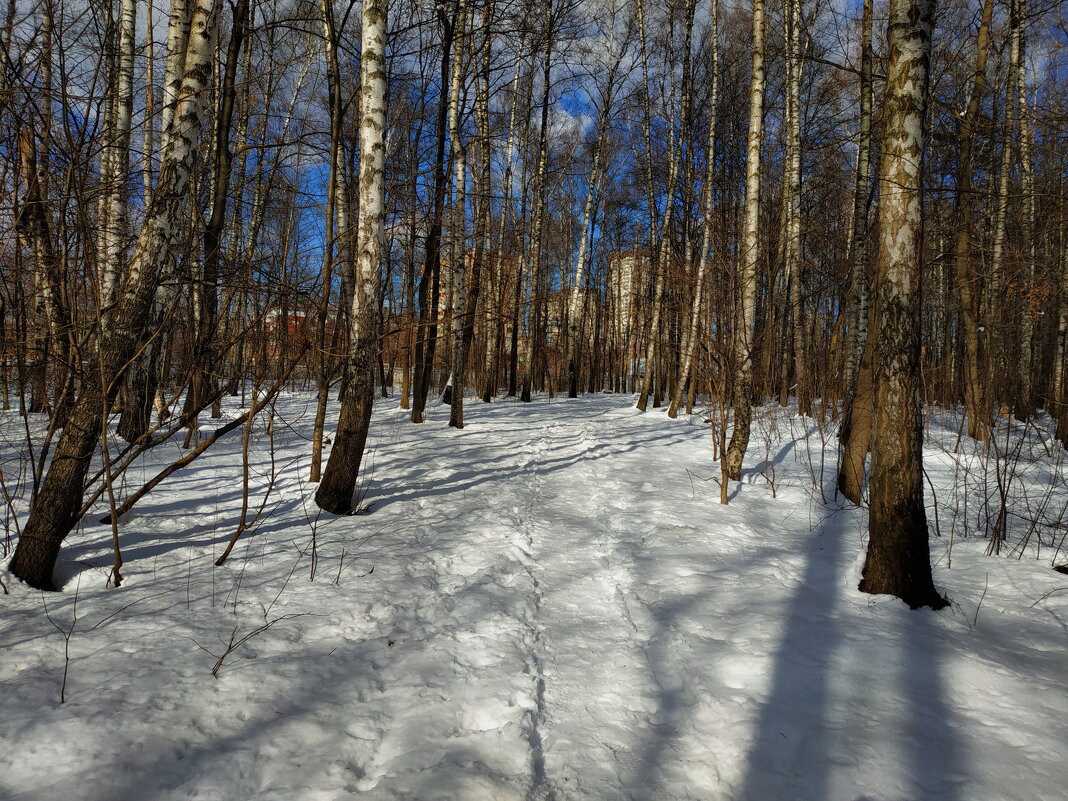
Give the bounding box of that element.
[1,392,1066,801]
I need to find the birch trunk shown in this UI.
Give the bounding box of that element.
[1014,1,1034,418]
[143,0,155,205]
[161,0,191,150]
[99,0,137,307]
[450,2,492,427]
[989,0,1022,415]
[9,0,222,589]
[26,0,58,416]
[445,0,468,420]
[837,0,875,502]
[784,0,807,415]
[182,0,250,434]
[723,0,766,481]
[521,7,553,403]
[859,0,945,609]
[315,0,387,513]
[1012,54,1029,420]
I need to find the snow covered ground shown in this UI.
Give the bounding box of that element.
[1,391,1066,801]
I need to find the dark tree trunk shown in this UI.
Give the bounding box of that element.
[411,4,455,423]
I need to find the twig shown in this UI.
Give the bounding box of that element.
[209,612,321,677]
[100,361,303,525]
[1029,586,1068,608]
[973,572,989,627]
[42,575,81,703]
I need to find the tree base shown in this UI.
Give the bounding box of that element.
[858,575,948,610]
[9,533,61,591]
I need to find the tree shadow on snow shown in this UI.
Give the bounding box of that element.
[735,510,965,801]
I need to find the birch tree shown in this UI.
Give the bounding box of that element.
[9,0,224,589]
[315,0,387,514]
[859,0,945,610]
[567,3,630,399]
[444,0,469,421]
[723,0,766,481]
[520,1,554,403]
[837,0,875,503]
[97,0,136,308]
[450,0,493,427]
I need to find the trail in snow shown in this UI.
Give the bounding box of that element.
[1,392,1066,801]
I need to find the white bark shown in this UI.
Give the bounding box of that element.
[989,0,1022,400]
[143,0,155,205]
[447,0,468,408]
[100,0,137,307]
[352,0,387,345]
[1016,2,1035,412]
[784,0,807,412]
[313,0,388,512]
[161,0,191,150]
[723,0,767,481]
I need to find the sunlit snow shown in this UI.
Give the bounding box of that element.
[1,392,1065,800]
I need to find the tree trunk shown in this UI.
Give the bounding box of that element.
[723,0,766,482]
[9,0,223,589]
[637,0,695,413]
[950,0,996,442]
[520,7,553,403]
[783,0,807,416]
[988,0,1022,419]
[859,0,945,610]
[836,0,876,502]
[669,0,718,419]
[182,0,250,433]
[1052,231,1068,444]
[450,3,492,427]
[411,4,456,423]
[315,0,387,514]
[1015,10,1034,419]
[446,0,469,425]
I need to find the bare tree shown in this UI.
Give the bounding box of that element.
[315,0,388,514]
[723,0,767,482]
[8,0,225,589]
[859,0,945,610]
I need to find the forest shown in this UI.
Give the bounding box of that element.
[1,0,1067,797]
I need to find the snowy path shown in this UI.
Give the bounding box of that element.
[2,394,1067,801]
